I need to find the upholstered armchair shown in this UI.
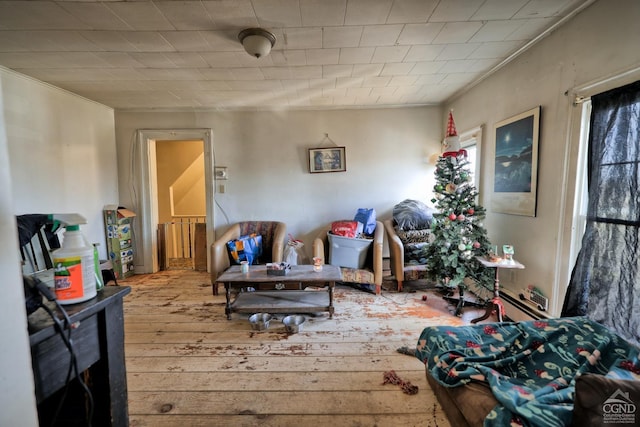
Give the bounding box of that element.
[210,221,286,295]
[383,219,432,292]
[312,221,384,295]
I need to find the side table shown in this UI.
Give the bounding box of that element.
[471,257,525,323]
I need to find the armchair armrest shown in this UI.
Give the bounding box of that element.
[312,226,331,263]
[371,221,384,286]
[383,219,405,280]
[210,223,241,288]
[271,222,287,263]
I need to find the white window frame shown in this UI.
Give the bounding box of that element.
[459,125,484,204]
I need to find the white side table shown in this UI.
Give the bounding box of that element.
[471,257,525,323]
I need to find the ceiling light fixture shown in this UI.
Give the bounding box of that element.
[238,28,276,58]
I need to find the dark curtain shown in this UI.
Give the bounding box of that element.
[562,80,640,347]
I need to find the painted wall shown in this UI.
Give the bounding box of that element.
[1,67,118,425]
[3,67,118,260]
[443,0,640,314]
[114,107,443,260]
[0,67,39,427]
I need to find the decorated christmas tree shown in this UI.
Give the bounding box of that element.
[426,111,494,314]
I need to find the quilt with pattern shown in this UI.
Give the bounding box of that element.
[415,316,639,426]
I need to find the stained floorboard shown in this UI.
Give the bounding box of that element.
[121,269,495,426]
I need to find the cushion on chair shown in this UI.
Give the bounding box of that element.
[392,199,434,230]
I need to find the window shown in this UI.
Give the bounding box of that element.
[459,126,483,201]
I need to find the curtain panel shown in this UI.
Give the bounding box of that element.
[562,80,640,346]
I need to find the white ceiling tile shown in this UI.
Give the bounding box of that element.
[120,31,175,52]
[352,63,385,77]
[432,22,484,44]
[199,68,235,80]
[261,66,297,79]
[436,43,480,60]
[105,68,149,81]
[335,76,364,88]
[470,21,524,42]
[466,58,497,72]
[227,80,283,91]
[79,31,138,52]
[515,0,576,18]
[471,0,528,20]
[388,75,419,86]
[370,86,397,96]
[199,30,241,52]
[129,52,174,68]
[468,41,521,59]
[372,46,409,63]
[362,76,392,87]
[154,2,214,30]
[360,24,404,46]
[438,59,478,73]
[386,0,438,24]
[105,2,174,31]
[410,61,446,75]
[322,27,363,48]
[0,2,89,30]
[165,52,209,68]
[160,31,213,52]
[339,47,375,64]
[345,0,393,25]
[430,0,485,22]
[380,62,415,76]
[57,3,132,31]
[227,68,265,80]
[440,72,478,85]
[323,64,354,78]
[252,0,302,28]
[269,50,308,66]
[323,87,348,98]
[346,87,372,97]
[415,74,446,85]
[281,28,323,49]
[138,68,205,80]
[306,49,340,65]
[300,0,346,26]
[404,45,445,62]
[397,23,444,45]
[93,52,144,68]
[201,0,258,29]
[200,52,244,68]
[506,17,555,40]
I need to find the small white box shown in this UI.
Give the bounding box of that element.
[327,232,372,269]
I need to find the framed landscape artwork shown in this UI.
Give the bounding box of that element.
[309,147,346,173]
[491,106,541,216]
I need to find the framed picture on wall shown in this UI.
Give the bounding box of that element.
[308,147,346,173]
[491,106,541,217]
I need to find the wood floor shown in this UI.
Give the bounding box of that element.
[121,269,495,427]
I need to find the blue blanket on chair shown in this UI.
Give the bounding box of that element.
[415,317,639,426]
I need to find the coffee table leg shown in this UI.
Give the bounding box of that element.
[328,281,334,318]
[225,282,232,320]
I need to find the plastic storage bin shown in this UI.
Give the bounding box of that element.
[327,232,372,269]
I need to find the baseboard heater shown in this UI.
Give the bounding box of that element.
[500,289,551,322]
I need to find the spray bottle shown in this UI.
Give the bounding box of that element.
[50,214,104,305]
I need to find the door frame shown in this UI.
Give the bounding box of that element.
[136,128,214,274]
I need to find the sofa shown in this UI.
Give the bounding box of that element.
[313,221,384,294]
[415,317,640,427]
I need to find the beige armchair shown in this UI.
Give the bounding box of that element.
[312,221,384,295]
[383,219,431,292]
[210,221,286,295]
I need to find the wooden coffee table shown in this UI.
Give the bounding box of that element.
[215,264,342,320]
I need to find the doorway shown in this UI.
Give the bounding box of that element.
[156,139,206,270]
[135,129,214,275]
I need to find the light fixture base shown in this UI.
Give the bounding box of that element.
[238,28,276,58]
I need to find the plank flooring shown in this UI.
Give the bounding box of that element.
[121,269,495,427]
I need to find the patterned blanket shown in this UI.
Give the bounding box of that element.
[415,317,639,426]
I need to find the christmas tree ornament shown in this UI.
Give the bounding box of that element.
[457,214,465,221]
[458,243,467,251]
[448,213,457,221]
[445,183,457,193]
[467,208,475,215]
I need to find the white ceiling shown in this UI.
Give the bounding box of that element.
[0,0,592,111]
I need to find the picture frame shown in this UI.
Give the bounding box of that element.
[308,147,346,173]
[491,106,540,217]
